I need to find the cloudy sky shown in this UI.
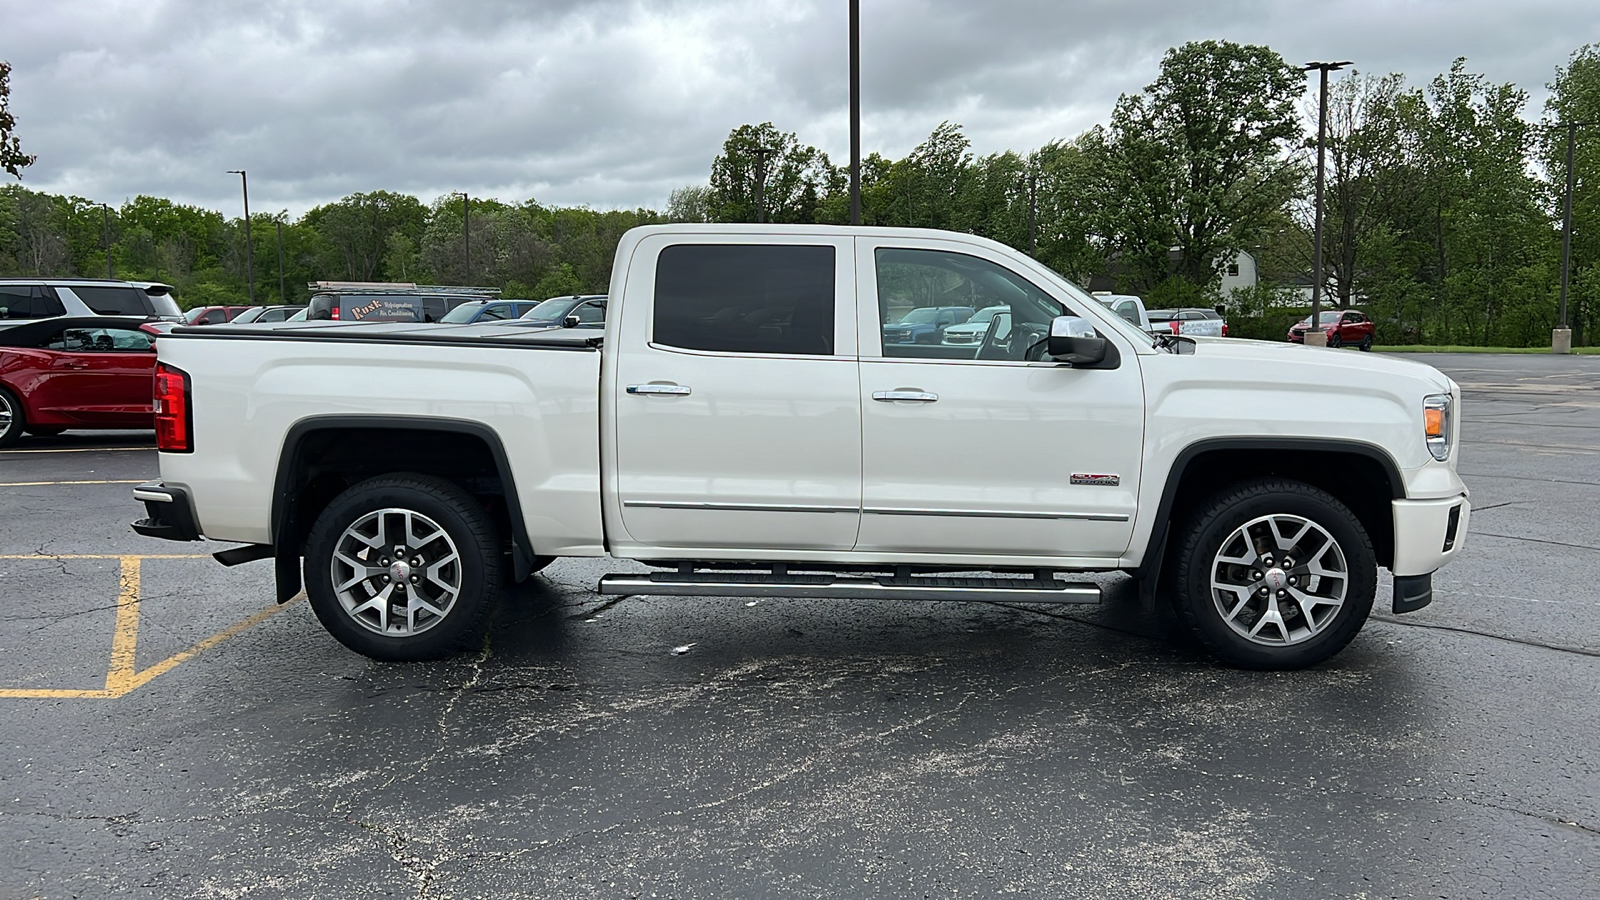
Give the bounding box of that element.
[1,0,1594,217]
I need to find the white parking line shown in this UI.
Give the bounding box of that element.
[0,480,146,487]
[0,446,153,454]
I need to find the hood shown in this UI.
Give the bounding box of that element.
[1177,336,1453,392]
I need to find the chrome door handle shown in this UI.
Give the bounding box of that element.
[63,361,91,369]
[626,383,692,396]
[872,390,938,402]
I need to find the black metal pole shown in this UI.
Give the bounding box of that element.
[228,170,255,304]
[277,220,286,304]
[458,192,470,283]
[1028,171,1037,255]
[1560,121,1577,331]
[753,146,774,223]
[1303,61,1350,344]
[100,203,112,277]
[849,0,861,226]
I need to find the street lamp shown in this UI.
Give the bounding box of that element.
[751,145,777,223]
[454,192,470,283]
[1555,120,1595,354]
[276,219,286,304]
[849,0,860,226]
[1303,61,1351,347]
[100,203,112,277]
[226,170,255,304]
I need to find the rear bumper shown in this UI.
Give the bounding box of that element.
[1390,493,1469,578]
[130,481,203,541]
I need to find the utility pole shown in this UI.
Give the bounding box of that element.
[1028,171,1038,255]
[455,192,470,282]
[1302,61,1351,347]
[752,145,776,223]
[100,204,112,277]
[276,220,286,304]
[848,0,861,226]
[227,170,255,303]
[1555,120,1594,354]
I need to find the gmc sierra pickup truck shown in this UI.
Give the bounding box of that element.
[131,225,1469,670]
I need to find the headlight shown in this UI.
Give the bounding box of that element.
[1424,394,1453,461]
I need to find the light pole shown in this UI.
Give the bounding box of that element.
[752,145,776,223]
[1028,170,1038,255]
[1303,61,1351,347]
[276,220,286,304]
[100,203,112,277]
[1555,120,1594,354]
[454,192,470,283]
[848,0,860,226]
[226,170,255,304]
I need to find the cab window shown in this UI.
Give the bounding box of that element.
[874,248,1069,361]
[653,244,835,356]
[47,327,155,352]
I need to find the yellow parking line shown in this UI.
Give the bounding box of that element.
[0,446,152,453]
[0,554,302,699]
[0,480,147,487]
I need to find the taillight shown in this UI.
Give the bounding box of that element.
[154,363,193,453]
[1221,323,1229,337]
[330,306,340,320]
[1169,321,1180,334]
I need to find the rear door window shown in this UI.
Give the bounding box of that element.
[68,286,153,316]
[0,286,66,319]
[653,244,835,355]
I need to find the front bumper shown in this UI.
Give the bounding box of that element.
[1391,493,1469,578]
[130,481,203,541]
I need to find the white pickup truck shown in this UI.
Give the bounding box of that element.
[132,225,1469,670]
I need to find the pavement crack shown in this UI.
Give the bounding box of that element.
[1369,615,1600,659]
[346,816,444,899]
[568,593,634,621]
[1473,531,1600,554]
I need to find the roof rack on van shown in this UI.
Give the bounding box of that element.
[308,281,501,297]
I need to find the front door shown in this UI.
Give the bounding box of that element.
[34,325,158,426]
[610,235,862,553]
[854,237,1145,560]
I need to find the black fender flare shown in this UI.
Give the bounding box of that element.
[1133,437,1406,582]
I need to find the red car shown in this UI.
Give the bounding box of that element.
[0,317,160,446]
[1287,309,1375,350]
[183,305,251,325]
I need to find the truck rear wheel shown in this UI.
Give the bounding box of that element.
[303,474,501,661]
[1170,478,1375,670]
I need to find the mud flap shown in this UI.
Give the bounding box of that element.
[1392,573,1433,614]
[276,547,303,604]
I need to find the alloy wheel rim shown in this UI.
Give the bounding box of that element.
[0,393,13,434]
[1210,513,1348,646]
[330,507,462,637]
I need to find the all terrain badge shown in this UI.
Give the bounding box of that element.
[1070,473,1120,486]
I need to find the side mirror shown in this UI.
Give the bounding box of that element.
[1048,316,1107,365]
[563,313,581,328]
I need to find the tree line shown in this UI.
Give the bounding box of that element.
[2,41,1597,346]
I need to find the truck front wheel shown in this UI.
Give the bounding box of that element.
[1170,478,1376,670]
[303,474,501,661]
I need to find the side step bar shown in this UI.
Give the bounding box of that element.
[599,570,1100,604]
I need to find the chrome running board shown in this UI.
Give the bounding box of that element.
[599,568,1100,604]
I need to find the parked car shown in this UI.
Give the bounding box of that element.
[133,223,1469,672]
[1147,307,1228,337]
[0,278,181,323]
[230,305,306,325]
[440,299,543,324]
[183,305,251,326]
[305,282,495,323]
[1092,293,1151,331]
[939,306,1012,347]
[0,316,159,446]
[1289,310,1375,350]
[516,295,609,328]
[881,306,976,344]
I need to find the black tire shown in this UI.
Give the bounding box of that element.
[0,386,24,448]
[303,473,501,661]
[1358,335,1373,352]
[26,427,65,437]
[1170,478,1376,670]
[1327,332,1342,348]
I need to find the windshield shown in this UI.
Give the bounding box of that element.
[963,307,1005,325]
[899,308,940,324]
[440,303,483,323]
[231,307,264,324]
[182,307,207,324]
[522,297,582,320]
[1301,312,1343,325]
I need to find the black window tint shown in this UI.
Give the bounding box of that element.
[71,286,151,315]
[0,286,64,319]
[654,244,835,355]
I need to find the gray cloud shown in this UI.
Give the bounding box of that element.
[1,0,1593,216]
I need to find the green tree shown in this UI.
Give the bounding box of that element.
[0,61,35,179]
[301,190,427,282]
[708,123,841,223]
[1091,40,1304,293]
[1543,44,1600,344]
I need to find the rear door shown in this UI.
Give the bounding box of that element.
[609,235,861,553]
[32,325,157,424]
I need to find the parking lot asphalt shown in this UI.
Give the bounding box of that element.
[2,353,1597,899]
